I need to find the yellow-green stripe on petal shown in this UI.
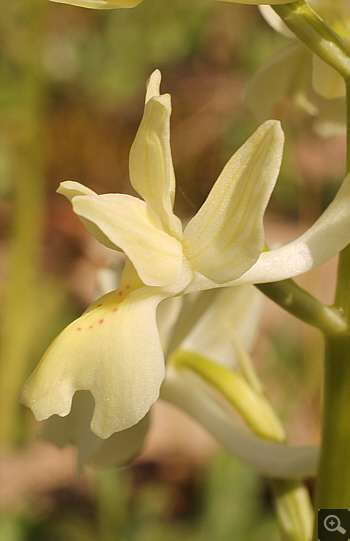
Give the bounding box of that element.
[183,121,284,284]
[50,0,142,9]
[233,174,350,285]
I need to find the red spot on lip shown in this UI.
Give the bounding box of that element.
[118,291,123,296]
[126,285,130,289]
[89,325,93,329]
[97,303,102,307]
[77,327,82,331]
[113,308,118,312]
[99,319,104,324]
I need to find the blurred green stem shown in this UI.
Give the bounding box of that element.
[0,0,46,444]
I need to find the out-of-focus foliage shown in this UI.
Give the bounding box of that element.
[0,452,280,541]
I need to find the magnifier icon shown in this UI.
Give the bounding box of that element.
[324,515,346,534]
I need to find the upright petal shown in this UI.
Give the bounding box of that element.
[59,182,183,287]
[19,287,166,439]
[183,121,284,284]
[129,71,182,239]
[234,174,350,285]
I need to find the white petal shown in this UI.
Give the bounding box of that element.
[58,180,97,199]
[234,174,350,285]
[161,369,319,479]
[58,181,120,250]
[183,121,284,283]
[259,6,294,37]
[66,188,183,287]
[162,289,221,358]
[19,288,166,439]
[41,391,150,467]
[129,71,182,238]
[51,0,141,8]
[182,286,263,368]
[245,45,317,122]
[156,296,184,354]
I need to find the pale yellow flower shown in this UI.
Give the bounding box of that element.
[20,71,350,446]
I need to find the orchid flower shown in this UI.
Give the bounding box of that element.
[41,277,319,478]
[245,0,349,136]
[50,0,142,9]
[20,70,350,449]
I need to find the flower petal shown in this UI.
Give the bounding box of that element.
[19,288,166,439]
[160,289,220,358]
[182,286,263,369]
[42,391,150,468]
[312,55,346,99]
[58,181,119,250]
[245,45,317,122]
[162,369,319,479]
[50,0,141,8]
[183,121,284,284]
[234,174,350,285]
[60,184,183,287]
[259,5,294,37]
[129,70,182,239]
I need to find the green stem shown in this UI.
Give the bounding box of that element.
[312,246,350,534]
[0,0,46,444]
[256,280,347,336]
[272,0,350,79]
[311,50,350,536]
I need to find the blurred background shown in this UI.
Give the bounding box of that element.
[0,0,346,539]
